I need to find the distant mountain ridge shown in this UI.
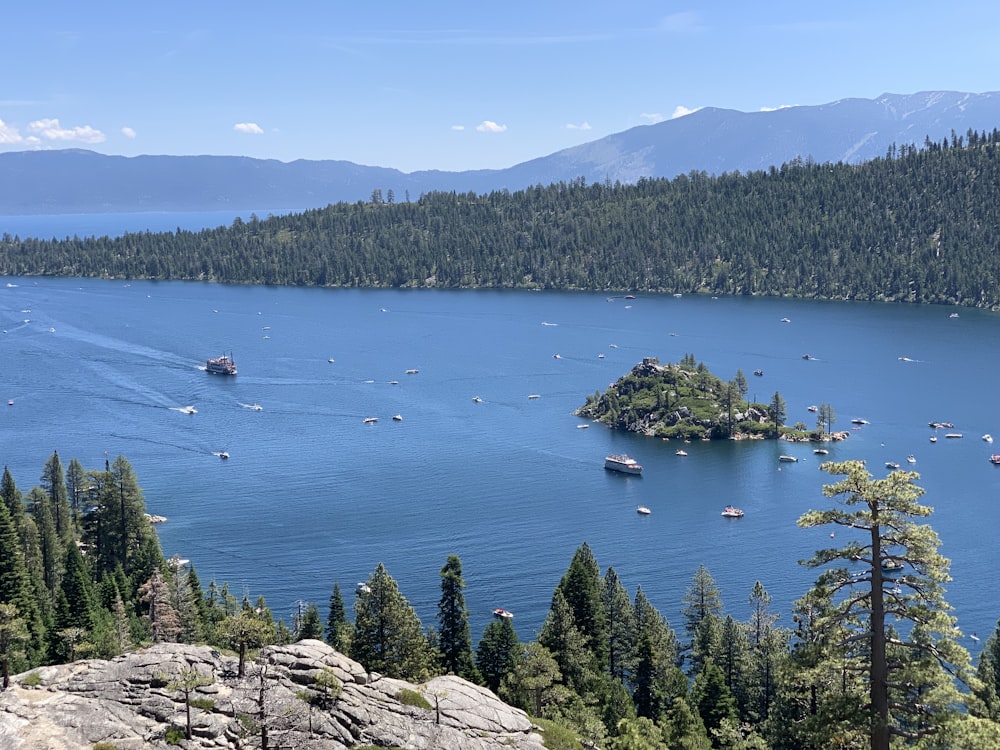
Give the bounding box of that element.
[2,90,999,216]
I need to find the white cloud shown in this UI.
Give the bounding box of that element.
[27,118,106,144]
[670,106,701,119]
[450,124,465,131]
[640,112,665,124]
[0,119,23,144]
[233,122,264,134]
[565,121,592,131]
[475,120,507,133]
[121,126,137,139]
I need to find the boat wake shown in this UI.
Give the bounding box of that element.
[170,405,198,415]
[239,402,264,411]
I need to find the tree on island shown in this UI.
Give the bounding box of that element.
[797,460,976,750]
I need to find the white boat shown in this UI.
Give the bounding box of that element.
[885,462,900,470]
[251,403,263,411]
[906,455,916,463]
[675,450,688,456]
[813,448,829,455]
[930,435,938,443]
[577,424,589,429]
[406,368,419,374]
[778,455,798,463]
[990,455,1000,465]
[363,416,378,424]
[218,451,230,460]
[945,433,963,439]
[356,582,371,595]
[472,396,483,403]
[721,505,745,518]
[7,399,12,406]
[984,434,994,443]
[605,454,643,475]
[392,414,403,422]
[637,506,651,515]
[180,405,197,415]
[807,405,818,412]
[493,608,514,619]
[528,394,540,399]
[851,418,869,425]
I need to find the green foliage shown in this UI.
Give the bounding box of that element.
[437,554,477,680]
[20,670,41,687]
[533,716,585,750]
[477,616,520,692]
[188,697,215,710]
[352,562,433,680]
[396,687,432,709]
[92,743,118,750]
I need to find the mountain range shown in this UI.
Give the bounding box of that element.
[2,90,998,216]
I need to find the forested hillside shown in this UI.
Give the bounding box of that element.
[5,453,1000,748]
[4,131,1000,308]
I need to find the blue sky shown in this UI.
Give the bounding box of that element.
[3,2,999,173]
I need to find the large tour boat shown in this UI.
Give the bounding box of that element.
[604,454,643,475]
[206,353,237,375]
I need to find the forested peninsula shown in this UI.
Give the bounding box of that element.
[4,131,1000,309]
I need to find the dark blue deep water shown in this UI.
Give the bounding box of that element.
[2,277,998,650]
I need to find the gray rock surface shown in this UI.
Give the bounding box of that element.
[0,640,546,750]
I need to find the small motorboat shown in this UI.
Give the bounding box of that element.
[493,608,514,619]
[885,462,900,470]
[218,451,230,460]
[721,506,745,518]
[945,433,963,439]
[984,434,994,443]
[637,506,651,515]
[406,369,419,375]
[990,455,1000,465]
[363,416,378,424]
[356,582,371,595]
[675,450,688,456]
[528,394,540,399]
[577,424,589,429]
[472,396,483,403]
[753,369,763,376]
[779,455,798,463]
[392,414,403,422]
[929,435,938,443]
[807,405,818,412]
[906,455,916,463]
[814,448,829,455]
[251,403,263,411]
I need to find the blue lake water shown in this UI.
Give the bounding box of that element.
[1,276,998,650]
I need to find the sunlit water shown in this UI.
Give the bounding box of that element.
[2,276,998,650]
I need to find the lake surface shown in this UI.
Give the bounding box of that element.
[1,277,998,649]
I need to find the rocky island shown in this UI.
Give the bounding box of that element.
[576,355,845,443]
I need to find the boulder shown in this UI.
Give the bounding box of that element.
[0,640,546,750]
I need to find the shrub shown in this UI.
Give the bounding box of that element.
[189,697,215,710]
[21,671,41,687]
[533,717,583,750]
[396,687,432,710]
[93,743,118,750]
[164,726,185,746]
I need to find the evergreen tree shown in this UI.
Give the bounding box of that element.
[691,658,739,739]
[297,603,323,641]
[40,451,73,544]
[499,641,562,717]
[476,616,519,692]
[767,391,787,435]
[325,582,351,653]
[632,587,685,722]
[539,587,594,694]
[681,565,724,673]
[437,554,477,680]
[352,562,433,680]
[798,460,975,750]
[603,566,636,681]
[217,605,277,678]
[556,542,608,665]
[0,499,42,659]
[0,467,23,523]
[27,486,63,603]
[661,698,712,750]
[64,458,87,530]
[139,568,181,643]
[0,603,28,689]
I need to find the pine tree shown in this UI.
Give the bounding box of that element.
[217,605,277,678]
[476,616,519,693]
[539,587,594,694]
[352,562,433,680]
[325,582,351,653]
[798,460,975,750]
[297,603,323,641]
[139,568,181,643]
[632,587,685,722]
[40,451,73,544]
[691,658,738,738]
[0,603,28,689]
[602,566,636,681]
[681,565,724,673]
[556,542,608,665]
[437,554,477,680]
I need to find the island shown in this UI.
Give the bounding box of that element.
[576,355,847,444]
